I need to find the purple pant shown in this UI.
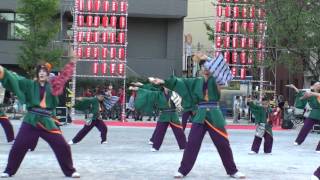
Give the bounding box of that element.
[182,111,193,131]
[178,122,238,176]
[251,132,273,153]
[317,141,320,151]
[4,122,76,177]
[295,118,316,145]
[72,119,107,143]
[314,167,320,178]
[0,118,14,142]
[152,121,186,150]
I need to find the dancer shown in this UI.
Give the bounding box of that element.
[129,83,186,152]
[149,53,245,179]
[68,92,118,145]
[0,58,80,178]
[0,109,14,143]
[247,97,273,154]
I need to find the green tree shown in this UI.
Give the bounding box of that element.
[16,0,62,77]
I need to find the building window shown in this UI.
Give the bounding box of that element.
[0,12,27,40]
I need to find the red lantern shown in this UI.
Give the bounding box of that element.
[240,67,246,79]
[110,32,116,44]
[233,21,239,33]
[225,6,231,17]
[93,63,98,74]
[120,1,128,12]
[92,31,99,43]
[87,15,93,27]
[85,46,91,58]
[250,6,255,18]
[77,31,83,42]
[102,47,108,59]
[94,0,101,12]
[118,63,124,75]
[87,0,93,12]
[110,47,116,59]
[78,0,84,11]
[217,5,222,17]
[225,21,231,33]
[232,36,238,49]
[248,37,254,49]
[248,51,254,64]
[231,67,237,77]
[93,16,100,27]
[257,50,264,62]
[102,32,108,43]
[243,0,248,2]
[93,47,99,59]
[233,6,239,18]
[215,21,222,33]
[240,37,246,48]
[226,0,230,2]
[248,21,254,33]
[77,47,83,58]
[101,63,107,74]
[215,36,222,48]
[224,51,230,64]
[111,1,118,12]
[118,32,125,44]
[110,63,116,75]
[103,0,109,12]
[85,31,92,42]
[240,51,246,64]
[258,39,264,49]
[258,22,265,33]
[241,21,247,32]
[119,16,126,29]
[232,51,238,64]
[118,48,125,60]
[258,8,265,19]
[242,6,247,18]
[102,16,108,27]
[78,15,84,27]
[234,0,239,2]
[110,16,117,28]
[224,36,230,48]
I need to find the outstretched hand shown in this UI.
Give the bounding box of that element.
[129,86,139,91]
[130,82,143,87]
[192,52,208,63]
[148,77,164,85]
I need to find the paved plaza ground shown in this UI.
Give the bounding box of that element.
[0,121,319,180]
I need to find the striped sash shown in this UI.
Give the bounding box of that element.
[103,96,119,110]
[170,91,183,112]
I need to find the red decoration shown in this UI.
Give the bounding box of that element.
[119,16,126,29]
[225,6,231,17]
[118,32,125,44]
[240,67,246,79]
[248,51,254,64]
[231,67,237,77]
[103,0,109,12]
[77,31,83,42]
[250,5,255,18]
[110,47,116,59]
[241,21,247,32]
[216,36,222,48]
[102,47,108,59]
[85,46,91,58]
[92,31,99,43]
[233,6,239,18]
[110,63,116,75]
[118,48,125,60]
[93,16,100,27]
[78,15,84,27]
[111,1,118,12]
[240,37,246,48]
[101,63,107,74]
[240,51,246,64]
[110,16,117,28]
[216,21,222,32]
[93,63,98,74]
[224,51,230,64]
[87,15,93,27]
[248,21,254,33]
[102,32,108,43]
[118,63,125,75]
[233,21,239,33]
[78,0,84,11]
[120,1,128,12]
[257,50,264,62]
[217,5,222,17]
[224,36,230,48]
[102,16,108,27]
[85,31,91,42]
[110,32,116,44]
[258,22,265,33]
[93,47,99,59]
[87,0,93,12]
[94,0,101,12]
[232,51,238,63]
[232,36,238,49]
[248,37,254,49]
[77,47,83,58]
[225,21,231,33]
[242,6,247,18]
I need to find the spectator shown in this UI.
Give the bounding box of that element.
[233,96,241,123]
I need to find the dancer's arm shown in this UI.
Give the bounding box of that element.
[285,84,299,93]
[130,86,160,114]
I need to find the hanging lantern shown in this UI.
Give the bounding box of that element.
[248,21,255,33]
[110,16,117,28]
[102,47,108,59]
[231,67,237,77]
[85,46,91,58]
[102,16,108,27]
[257,39,264,49]
[225,21,231,33]
[94,0,101,12]
[102,32,108,43]
[110,32,116,44]
[232,36,238,49]
[92,31,99,43]
[93,16,100,27]
[93,47,99,59]
[86,15,93,27]
[101,63,107,74]
[225,6,231,17]
[111,0,118,12]
[120,1,128,13]
[217,5,222,17]
[258,22,265,34]
[78,15,84,27]
[248,37,254,49]
[118,48,125,60]
[248,51,254,64]
[240,67,246,79]
[250,5,255,18]
[257,50,264,62]
[233,6,239,18]
[242,6,247,18]
[233,21,239,33]
[215,36,222,48]
[77,47,83,58]
[103,0,109,12]
[119,16,126,29]
[110,47,116,59]
[240,51,246,64]
[234,0,239,2]
[118,63,125,75]
[78,0,84,11]
[224,36,230,48]
[118,32,125,44]
[93,63,99,75]
[77,31,83,42]
[85,31,92,42]
[240,37,246,48]
[87,0,93,12]
[215,21,222,33]
[243,0,248,2]
[224,51,231,64]
[241,21,247,32]
[258,8,265,19]
[225,0,230,2]
[232,51,238,64]
[110,63,116,75]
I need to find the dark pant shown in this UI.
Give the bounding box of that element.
[72,119,108,143]
[316,141,320,151]
[295,118,316,145]
[314,167,320,178]
[152,121,186,150]
[0,117,14,142]
[178,122,238,176]
[181,111,193,131]
[4,122,76,177]
[251,132,273,153]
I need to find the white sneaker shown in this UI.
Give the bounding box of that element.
[150,148,158,152]
[71,172,80,178]
[230,171,246,179]
[148,141,153,145]
[316,151,320,154]
[0,173,9,178]
[101,141,108,144]
[248,151,257,155]
[293,142,299,146]
[311,175,319,180]
[264,152,272,155]
[173,171,184,178]
[68,140,75,145]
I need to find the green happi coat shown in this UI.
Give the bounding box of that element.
[294,91,320,121]
[134,88,180,124]
[248,102,273,135]
[0,109,6,117]
[74,97,102,122]
[164,76,226,129]
[0,68,60,133]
